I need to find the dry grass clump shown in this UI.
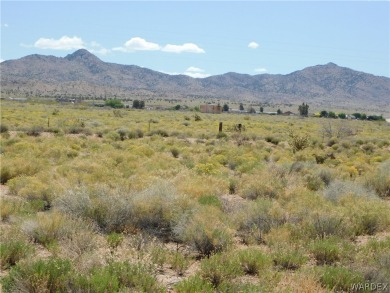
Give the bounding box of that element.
[364,161,390,198]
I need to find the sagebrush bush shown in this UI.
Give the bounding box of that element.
[2,257,73,293]
[21,212,75,247]
[174,206,233,256]
[26,125,44,136]
[323,180,377,202]
[200,253,242,288]
[0,239,35,269]
[364,161,390,198]
[235,198,283,244]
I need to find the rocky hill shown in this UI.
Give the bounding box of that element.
[1,49,389,112]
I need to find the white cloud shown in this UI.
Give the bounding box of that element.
[254,67,267,74]
[89,41,110,55]
[34,36,85,50]
[183,66,210,78]
[113,37,160,52]
[4,24,9,28]
[159,66,210,78]
[248,41,259,49]
[0,59,4,63]
[162,43,205,54]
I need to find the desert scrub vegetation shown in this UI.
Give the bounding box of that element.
[1,100,390,291]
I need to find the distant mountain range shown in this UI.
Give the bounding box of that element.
[1,49,389,113]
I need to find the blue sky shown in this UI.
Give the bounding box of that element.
[1,1,389,77]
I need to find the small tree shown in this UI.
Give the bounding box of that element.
[338,113,346,119]
[174,105,181,110]
[260,106,264,113]
[320,110,328,118]
[139,100,145,109]
[249,107,256,114]
[132,100,140,109]
[223,104,229,112]
[239,103,244,111]
[298,103,309,117]
[328,111,337,119]
[277,109,282,115]
[105,99,124,108]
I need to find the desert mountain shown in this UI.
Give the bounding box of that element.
[1,49,389,112]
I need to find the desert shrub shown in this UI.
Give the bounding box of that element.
[0,240,35,269]
[323,180,377,202]
[106,232,124,252]
[21,212,75,247]
[200,253,242,288]
[198,195,222,209]
[174,206,233,256]
[8,176,53,208]
[55,187,134,233]
[194,114,202,121]
[317,168,333,186]
[309,238,341,265]
[216,132,228,139]
[117,128,128,140]
[235,199,283,244]
[26,125,44,136]
[306,213,347,239]
[2,257,73,293]
[175,275,214,293]
[242,177,284,200]
[169,251,191,276]
[132,183,187,239]
[265,135,280,145]
[304,173,325,191]
[364,161,390,198]
[288,130,310,153]
[149,129,169,137]
[72,262,164,293]
[235,248,272,275]
[218,281,264,293]
[318,266,365,292]
[228,179,238,194]
[272,247,308,270]
[0,123,9,133]
[171,147,180,158]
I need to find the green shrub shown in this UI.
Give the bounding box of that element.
[309,238,341,265]
[72,262,164,293]
[318,266,365,292]
[235,248,272,275]
[0,240,34,269]
[307,214,347,239]
[0,124,9,133]
[149,129,169,137]
[175,275,214,293]
[216,132,228,139]
[171,147,180,158]
[169,251,190,276]
[105,99,124,108]
[198,195,222,209]
[272,248,308,270]
[265,135,280,145]
[2,258,73,293]
[106,232,124,252]
[26,125,44,136]
[200,253,242,288]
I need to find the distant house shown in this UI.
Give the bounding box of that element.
[200,104,222,114]
[282,111,295,116]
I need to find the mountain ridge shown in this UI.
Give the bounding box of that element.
[1,49,389,112]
